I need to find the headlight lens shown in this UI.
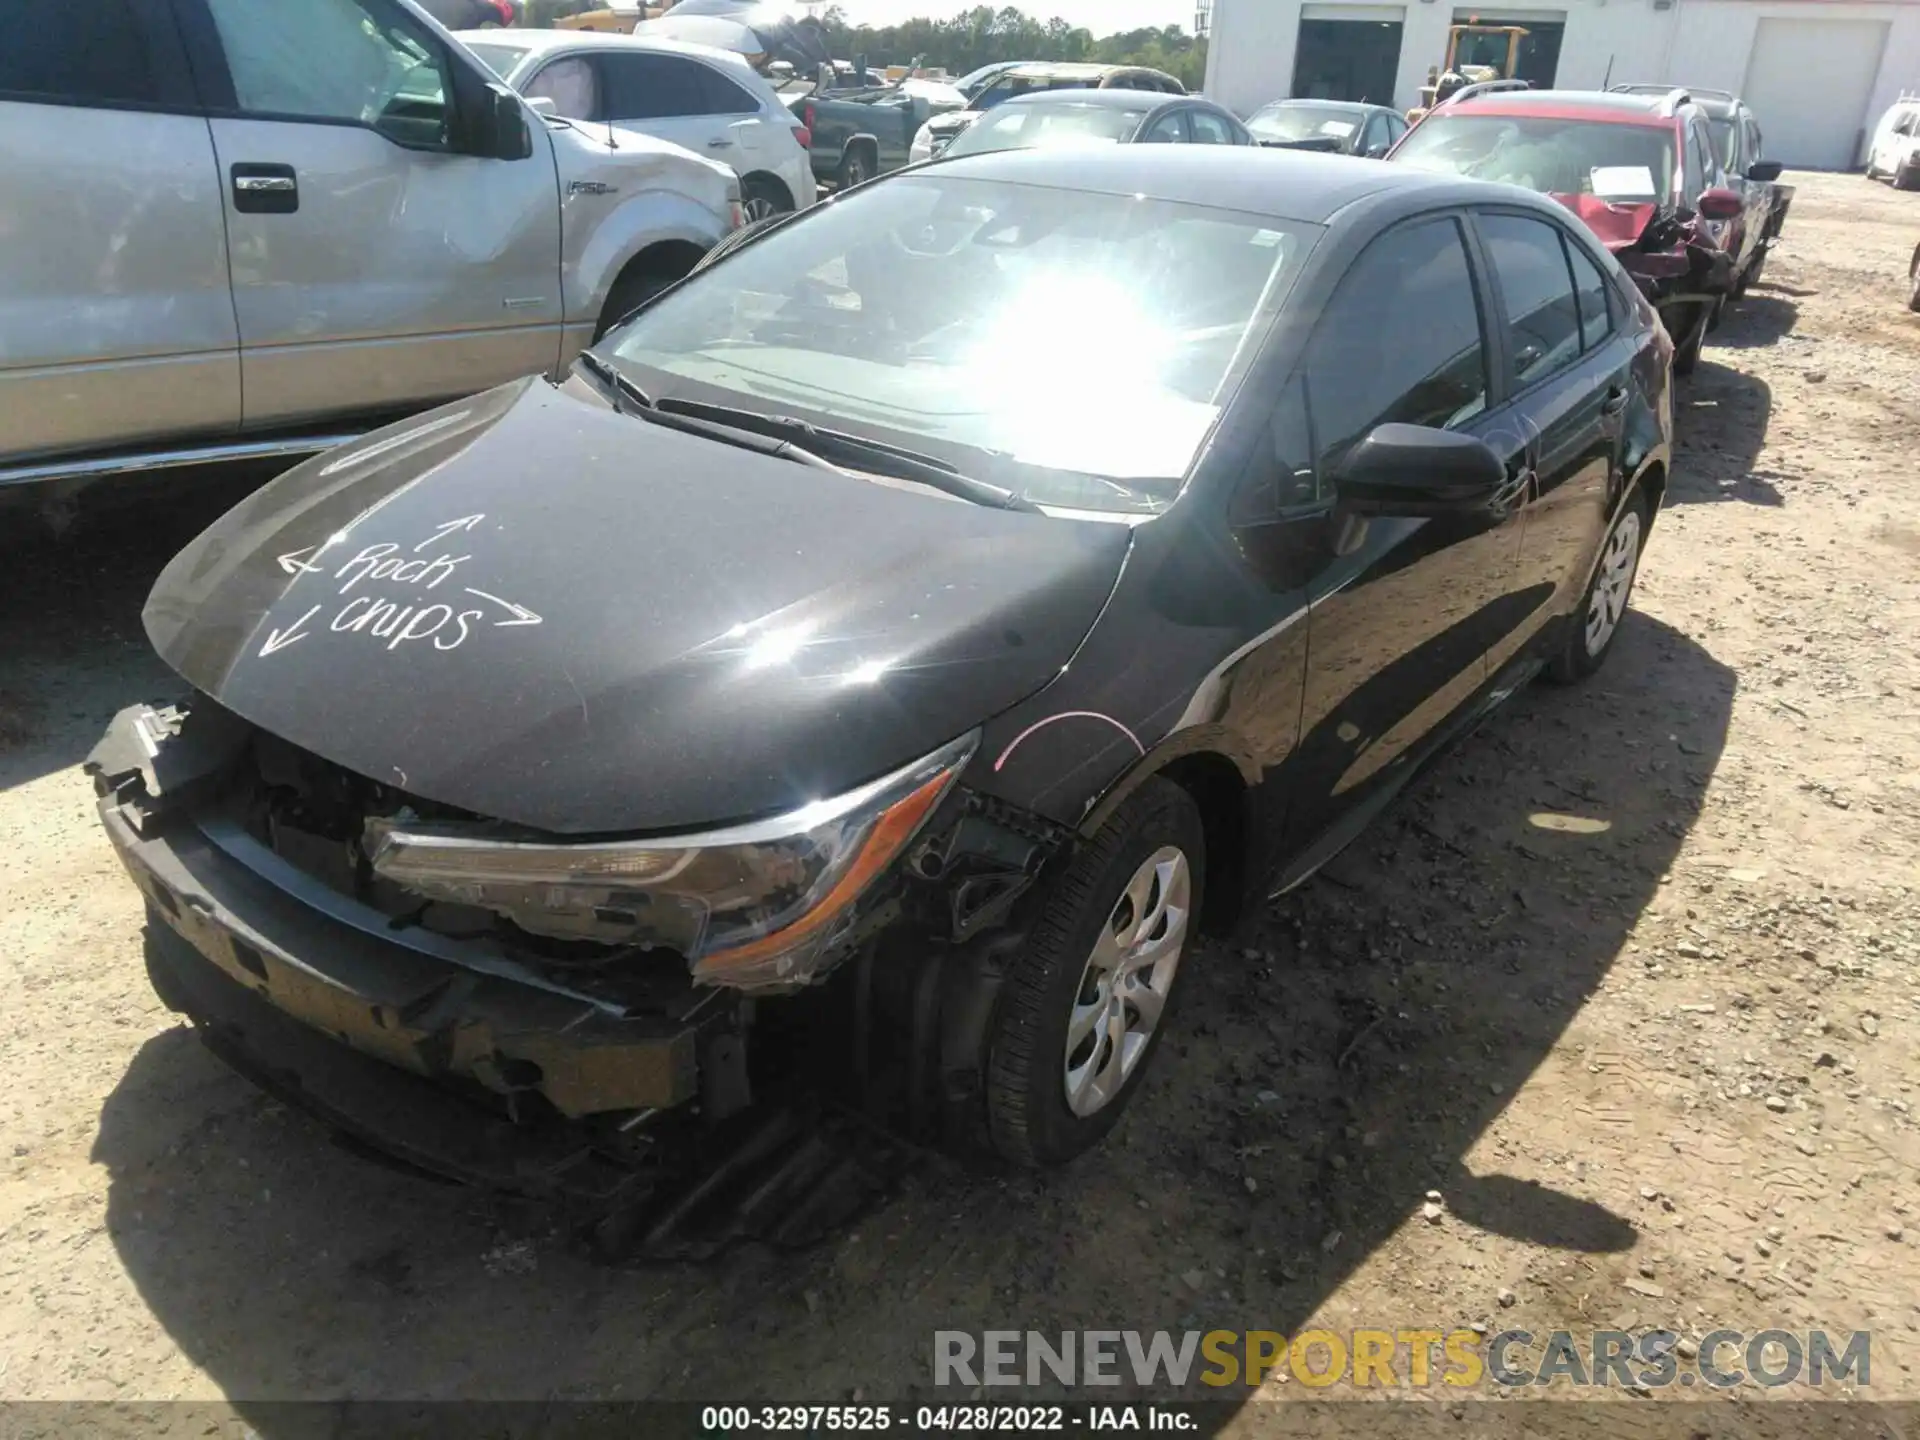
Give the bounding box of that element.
[367,731,976,990]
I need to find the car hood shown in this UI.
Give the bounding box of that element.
[145,378,1131,835]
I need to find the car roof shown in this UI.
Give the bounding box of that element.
[1000,62,1161,79]
[1253,99,1386,116]
[454,28,756,72]
[992,88,1192,111]
[1445,89,1682,127]
[932,144,1522,225]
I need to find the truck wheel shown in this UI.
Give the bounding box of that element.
[1896,161,1920,193]
[1907,244,1920,314]
[837,144,874,190]
[593,256,693,341]
[983,777,1205,1169]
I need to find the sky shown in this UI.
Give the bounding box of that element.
[824,0,1197,35]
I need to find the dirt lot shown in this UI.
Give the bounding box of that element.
[1,172,1917,1430]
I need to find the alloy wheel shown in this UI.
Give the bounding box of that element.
[743,195,779,223]
[1584,508,1644,656]
[1063,846,1191,1118]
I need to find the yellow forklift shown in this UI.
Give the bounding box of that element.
[1407,23,1529,122]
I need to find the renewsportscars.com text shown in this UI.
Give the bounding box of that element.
[934,1328,1871,1390]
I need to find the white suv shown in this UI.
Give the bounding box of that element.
[1866,96,1920,190]
[460,31,816,221]
[0,0,740,489]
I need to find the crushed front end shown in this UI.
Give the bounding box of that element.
[89,697,1069,1252]
[1554,194,1733,354]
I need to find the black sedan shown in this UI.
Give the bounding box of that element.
[937,89,1253,158]
[1248,98,1408,156]
[96,148,1673,1236]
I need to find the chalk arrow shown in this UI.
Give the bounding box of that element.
[464,587,542,627]
[277,547,324,576]
[416,514,486,553]
[259,604,321,658]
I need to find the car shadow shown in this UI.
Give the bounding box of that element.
[1666,358,1778,507]
[0,467,271,795]
[91,612,1732,1416]
[1712,291,1798,349]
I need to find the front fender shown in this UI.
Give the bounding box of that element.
[566,192,731,326]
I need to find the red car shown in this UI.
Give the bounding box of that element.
[1389,88,1750,374]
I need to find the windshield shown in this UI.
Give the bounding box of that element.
[464,42,529,81]
[943,103,1147,157]
[1247,104,1360,143]
[601,174,1310,511]
[1393,114,1677,202]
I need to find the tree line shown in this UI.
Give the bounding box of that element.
[817,6,1209,90]
[520,3,1209,91]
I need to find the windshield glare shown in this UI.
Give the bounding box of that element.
[603,175,1309,511]
[944,103,1146,157]
[1249,105,1358,143]
[1393,114,1677,202]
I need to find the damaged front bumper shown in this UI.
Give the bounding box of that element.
[91,704,732,1149]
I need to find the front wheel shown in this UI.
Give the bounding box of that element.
[984,778,1205,1168]
[1907,244,1920,313]
[1549,491,1649,684]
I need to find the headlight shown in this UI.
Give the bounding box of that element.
[909,122,935,163]
[366,731,976,991]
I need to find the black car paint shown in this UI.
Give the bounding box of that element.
[144,376,1131,834]
[150,151,1667,903]
[108,151,1671,1193]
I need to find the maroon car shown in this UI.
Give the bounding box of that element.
[1389,88,1750,374]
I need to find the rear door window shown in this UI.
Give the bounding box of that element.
[1,0,168,107]
[600,53,709,119]
[1478,212,1583,386]
[1189,109,1238,144]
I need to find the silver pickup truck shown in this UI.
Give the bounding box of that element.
[0,0,741,492]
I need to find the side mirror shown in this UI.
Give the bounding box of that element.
[1334,423,1508,518]
[1745,159,1783,183]
[473,81,532,161]
[1696,187,1742,221]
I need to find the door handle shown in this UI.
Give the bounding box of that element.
[1600,384,1628,416]
[231,163,298,214]
[707,137,735,148]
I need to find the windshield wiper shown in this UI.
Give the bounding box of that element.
[653,397,1040,513]
[572,351,654,415]
[572,353,846,474]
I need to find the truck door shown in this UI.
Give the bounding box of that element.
[177,0,563,429]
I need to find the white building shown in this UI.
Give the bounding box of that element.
[1203,0,1920,168]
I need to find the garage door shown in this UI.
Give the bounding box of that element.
[1742,17,1887,169]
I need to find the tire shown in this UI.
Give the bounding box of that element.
[984,777,1205,1168]
[592,261,686,342]
[1896,162,1920,193]
[837,143,874,190]
[1548,490,1649,684]
[1908,244,1920,314]
[1671,300,1709,376]
[740,174,793,225]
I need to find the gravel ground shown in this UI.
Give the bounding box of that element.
[1,172,1916,1428]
